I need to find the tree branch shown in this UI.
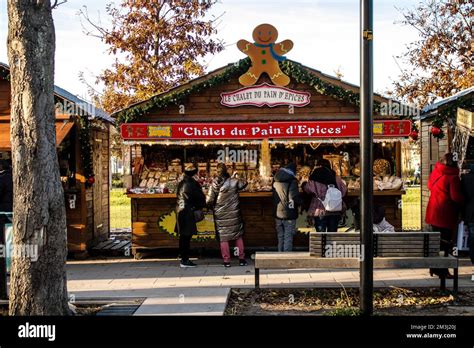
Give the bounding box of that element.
[51,0,67,9]
[78,5,109,39]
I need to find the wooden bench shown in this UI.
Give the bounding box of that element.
[254,232,458,293]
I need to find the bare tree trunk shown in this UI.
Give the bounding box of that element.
[7,0,70,315]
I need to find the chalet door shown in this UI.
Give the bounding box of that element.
[93,138,103,239]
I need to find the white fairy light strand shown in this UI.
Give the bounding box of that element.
[123,137,408,147]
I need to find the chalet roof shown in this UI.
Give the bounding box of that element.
[0,62,113,123]
[111,59,390,118]
[420,87,474,120]
[53,85,114,123]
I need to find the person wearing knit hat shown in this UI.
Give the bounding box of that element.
[305,158,347,233]
[272,162,302,252]
[175,163,206,268]
[184,164,197,175]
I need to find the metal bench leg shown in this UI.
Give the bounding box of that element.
[453,268,458,297]
[440,275,446,291]
[255,268,260,289]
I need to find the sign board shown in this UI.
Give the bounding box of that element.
[456,108,474,134]
[121,120,412,141]
[220,83,310,108]
[158,210,216,241]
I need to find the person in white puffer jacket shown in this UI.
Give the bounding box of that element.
[373,205,395,232]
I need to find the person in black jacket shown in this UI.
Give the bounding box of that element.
[272,163,302,252]
[0,160,13,213]
[175,164,206,268]
[461,164,474,269]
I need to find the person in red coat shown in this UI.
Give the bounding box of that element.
[425,153,464,278]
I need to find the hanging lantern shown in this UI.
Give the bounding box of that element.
[86,175,95,188]
[430,117,445,140]
[409,130,419,141]
[431,126,444,139]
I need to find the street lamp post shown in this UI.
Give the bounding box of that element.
[360,0,374,316]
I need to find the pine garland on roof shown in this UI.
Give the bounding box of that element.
[429,93,473,140]
[115,58,383,125]
[280,60,382,112]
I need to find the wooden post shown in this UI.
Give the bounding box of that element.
[259,139,271,178]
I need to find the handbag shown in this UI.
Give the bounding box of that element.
[194,209,205,223]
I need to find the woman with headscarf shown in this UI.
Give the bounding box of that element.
[304,158,347,232]
[207,163,248,267]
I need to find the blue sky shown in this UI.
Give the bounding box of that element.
[0,0,420,102]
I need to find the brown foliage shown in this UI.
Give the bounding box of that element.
[80,0,224,113]
[394,0,473,106]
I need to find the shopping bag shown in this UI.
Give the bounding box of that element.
[457,221,469,251]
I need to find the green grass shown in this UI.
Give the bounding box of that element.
[110,188,131,229]
[402,187,421,231]
[403,186,421,203]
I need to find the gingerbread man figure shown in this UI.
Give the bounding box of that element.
[237,23,293,87]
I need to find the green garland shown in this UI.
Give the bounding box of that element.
[431,117,445,139]
[77,116,94,186]
[430,95,473,140]
[280,60,382,113]
[116,58,251,124]
[115,58,383,124]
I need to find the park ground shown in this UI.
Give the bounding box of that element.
[61,257,474,316]
[225,288,474,316]
[2,258,472,316]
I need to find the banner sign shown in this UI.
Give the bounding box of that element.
[121,120,411,141]
[220,83,311,108]
[456,108,474,134]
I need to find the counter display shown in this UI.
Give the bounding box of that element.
[123,139,406,257]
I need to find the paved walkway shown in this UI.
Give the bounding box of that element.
[133,288,230,316]
[65,257,473,315]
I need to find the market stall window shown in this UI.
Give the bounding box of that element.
[129,143,267,194]
[57,126,77,190]
[269,142,400,183]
